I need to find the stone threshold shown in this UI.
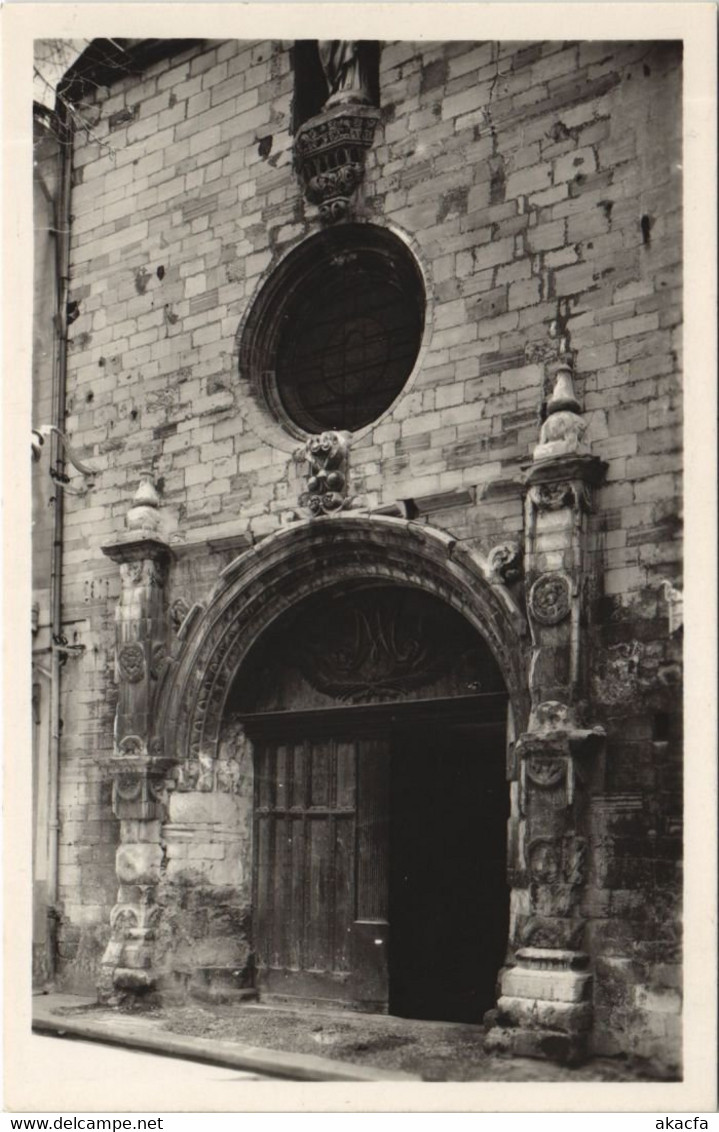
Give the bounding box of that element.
[32,994,419,1083]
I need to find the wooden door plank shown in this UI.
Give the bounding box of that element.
[352,737,390,1006]
[310,740,330,807]
[356,737,389,922]
[333,814,354,973]
[288,813,304,971]
[255,813,272,973]
[307,814,330,972]
[336,739,356,809]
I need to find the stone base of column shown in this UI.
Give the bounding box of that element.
[484,948,592,1066]
[189,966,259,1005]
[113,967,156,992]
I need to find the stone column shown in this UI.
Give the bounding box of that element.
[486,346,606,1065]
[98,473,173,1000]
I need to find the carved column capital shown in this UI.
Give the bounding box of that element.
[524,452,607,497]
[101,533,172,570]
[108,752,175,821]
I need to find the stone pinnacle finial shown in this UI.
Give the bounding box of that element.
[534,306,588,460]
[127,469,161,532]
[546,303,580,415]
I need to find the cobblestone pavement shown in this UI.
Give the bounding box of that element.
[46,996,658,1083]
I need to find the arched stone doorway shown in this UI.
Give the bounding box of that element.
[142,516,528,1018]
[227,582,511,1022]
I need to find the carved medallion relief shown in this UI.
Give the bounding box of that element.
[118,642,146,683]
[528,573,572,626]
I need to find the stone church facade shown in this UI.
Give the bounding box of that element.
[32,38,683,1074]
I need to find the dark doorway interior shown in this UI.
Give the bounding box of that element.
[233,582,511,1020]
[389,720,509,1024]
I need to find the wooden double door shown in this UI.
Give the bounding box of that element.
[249,701,509,1022]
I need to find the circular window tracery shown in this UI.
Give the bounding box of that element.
[240,225,426,437]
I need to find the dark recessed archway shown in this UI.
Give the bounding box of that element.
[229,582,510,1021]
[153,516,527,1023]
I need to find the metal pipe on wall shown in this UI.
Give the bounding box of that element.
[45,96,74,983]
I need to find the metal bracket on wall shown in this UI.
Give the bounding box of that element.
[32,425,98,496]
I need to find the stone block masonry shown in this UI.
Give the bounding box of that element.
[54,37,682,1073]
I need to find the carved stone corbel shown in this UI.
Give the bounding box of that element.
[486,542,523,585]
[294,104,381,224]
[300,431,351,515]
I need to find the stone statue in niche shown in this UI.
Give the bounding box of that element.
[318,41,372,107]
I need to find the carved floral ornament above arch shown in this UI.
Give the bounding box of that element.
[153,516,529,764]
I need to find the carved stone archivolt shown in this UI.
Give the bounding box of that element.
[528,572,572,626]
[153,516,528,768]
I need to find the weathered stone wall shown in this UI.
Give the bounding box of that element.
[32,116,62,986]
[56,38,682,1069]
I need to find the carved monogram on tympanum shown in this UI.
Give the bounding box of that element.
[288,591,489,703]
